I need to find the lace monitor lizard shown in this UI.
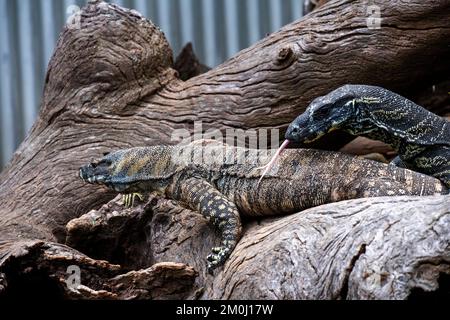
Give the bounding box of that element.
[79,139,446,273]
[285,85,450,188]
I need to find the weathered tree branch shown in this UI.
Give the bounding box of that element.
[64,194,450,299]
[0,238,196,299]
[0,0,449,299]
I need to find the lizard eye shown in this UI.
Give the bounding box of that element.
[334,96,354,107]
[313,106,331,120]
[103,152,110,156]
[92,159,112,168]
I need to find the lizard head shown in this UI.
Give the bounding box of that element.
[79,146,177,194]
[285,85,361,145]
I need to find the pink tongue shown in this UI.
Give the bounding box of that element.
[257,139,290,185]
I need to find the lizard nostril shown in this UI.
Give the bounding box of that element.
[290,125,299,135]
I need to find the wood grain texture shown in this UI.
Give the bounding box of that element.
[0,0,449,299]
[0,238,196,299]
[64,194,450,299]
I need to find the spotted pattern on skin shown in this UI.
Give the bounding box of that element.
[79,139,448,273]
[176,177,242,273]
[127,155,152,177]
[286,85,450,188]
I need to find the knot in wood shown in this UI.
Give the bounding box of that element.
[150,197,159,207]
[276,46,294,65]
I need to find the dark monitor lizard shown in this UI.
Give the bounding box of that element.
[79,140,446,273]
[285,84,450,188]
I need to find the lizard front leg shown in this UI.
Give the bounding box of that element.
[122,193,144,208]
[177,177,242,274]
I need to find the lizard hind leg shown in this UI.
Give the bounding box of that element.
[177,177,243,274]
[207,227,240,274]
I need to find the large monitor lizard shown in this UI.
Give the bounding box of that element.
[79,140,447,272]
[285,85,450,188]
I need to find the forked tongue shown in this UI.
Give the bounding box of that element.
[257,139,290,185]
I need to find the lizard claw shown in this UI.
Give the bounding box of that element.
[206,253,216,263]
[206,255,220,275]
[122,194,130,207]
[122,193,145,208]
[211,247,222,254]
[206,246,231,274]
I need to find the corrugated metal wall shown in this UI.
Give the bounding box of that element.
[0,0,304,168]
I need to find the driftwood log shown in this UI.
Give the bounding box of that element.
[0,0,449,299]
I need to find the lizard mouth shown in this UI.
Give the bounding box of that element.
[79,164,109,184]
[79,164,131,193]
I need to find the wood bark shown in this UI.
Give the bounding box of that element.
[0,0,449,299]
[174,43,211,81]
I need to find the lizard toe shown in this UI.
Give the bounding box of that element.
[206,246,231,271]
[207,256,221,274]
[207,253,218,263]
[211,247,222,254]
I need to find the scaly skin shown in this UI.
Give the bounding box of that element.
[79,140,446,272]
[285,84,450,188]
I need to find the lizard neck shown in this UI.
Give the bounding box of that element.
[349,88,450,150]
